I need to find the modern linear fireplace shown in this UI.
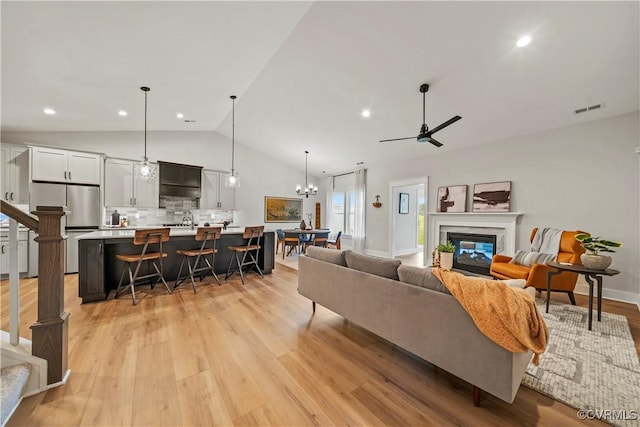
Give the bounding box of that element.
[447,232,497,276]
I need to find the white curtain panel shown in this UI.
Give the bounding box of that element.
[325,175,333,231]
[353,168,367,253]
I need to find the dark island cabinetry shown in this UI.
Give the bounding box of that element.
[77,230,275,304]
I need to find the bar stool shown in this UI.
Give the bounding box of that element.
[225,225,264,285]
[174,226,222,293]
[115,228,171,305]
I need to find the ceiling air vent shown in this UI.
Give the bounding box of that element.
[574,103,604,115]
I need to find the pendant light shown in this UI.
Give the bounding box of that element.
[296,150,318,198]
[133,86,157,180]
[224,95,240,188]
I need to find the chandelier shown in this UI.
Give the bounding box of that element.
[133,86,157,180]
[224,95,240,188]
[296,150,317,198]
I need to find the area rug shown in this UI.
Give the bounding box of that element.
[522,299,640,427]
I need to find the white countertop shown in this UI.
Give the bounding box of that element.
[77,228,272,240]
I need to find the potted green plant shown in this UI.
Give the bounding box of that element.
[575,234,622,270]
[437,241,456,271]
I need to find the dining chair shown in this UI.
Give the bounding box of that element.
[283,231,301,259]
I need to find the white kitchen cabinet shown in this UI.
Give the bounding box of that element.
[201,169,235,210]
[31,146,102,185]
[104,158,158,208]
[1,144,29,204]
[0,230,29,274]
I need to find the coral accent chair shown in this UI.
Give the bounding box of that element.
[490,228,588,305]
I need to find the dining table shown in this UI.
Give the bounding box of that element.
[282,229,330,253]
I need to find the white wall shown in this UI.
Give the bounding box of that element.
[365,112,640,302]
[0,130,325,229]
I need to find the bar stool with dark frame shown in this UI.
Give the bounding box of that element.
[174,226,223,293]
[115,227,172,305]
[225,225,264,285]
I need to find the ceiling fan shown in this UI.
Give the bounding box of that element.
[380,83,461,147]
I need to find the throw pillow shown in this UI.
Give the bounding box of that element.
[344,251,401,280]
[305,246,347,267]
[398,265,451,294]
[510,250,556,267]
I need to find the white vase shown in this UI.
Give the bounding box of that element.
[580,253,612,270]
[440,252,454,271]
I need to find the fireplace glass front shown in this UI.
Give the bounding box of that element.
[446,232,497,275]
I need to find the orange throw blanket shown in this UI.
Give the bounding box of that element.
[432,268,548,365]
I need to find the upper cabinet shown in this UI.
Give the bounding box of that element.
[104,158,158,208]
[1,143,29,204]
[31,146,102,185]
[201,170,235,210]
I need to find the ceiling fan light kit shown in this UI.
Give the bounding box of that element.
[380,83,461,148]
[134,86,157,181]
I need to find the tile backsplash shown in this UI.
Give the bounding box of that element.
[105,207,233,227]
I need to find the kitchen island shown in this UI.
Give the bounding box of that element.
[77,228,275,303]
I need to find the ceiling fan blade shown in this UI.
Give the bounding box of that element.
[426,115,462,136]
[428,137,443,148]
[379,136,416,143]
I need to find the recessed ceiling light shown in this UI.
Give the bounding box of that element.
[43,108,56,115]
[361,109,371,118]
[118,110,128,117]
[356,161,364,165]
[516,35,531,47]
[176,113,184,119]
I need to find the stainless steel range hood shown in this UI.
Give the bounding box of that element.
[158,161,202,208]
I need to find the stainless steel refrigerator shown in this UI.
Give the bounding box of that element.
[29,183,101,274]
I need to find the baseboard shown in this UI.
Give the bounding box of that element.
[574,283,640,307]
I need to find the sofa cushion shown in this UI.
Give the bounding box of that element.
[344,251,401,280]
[398,265,450,294]
[491,261,531,280]
[306,246,347,267]
[510,250,556,267]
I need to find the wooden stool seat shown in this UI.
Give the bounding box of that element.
[115,228,171,305]
[226,226,265,285]
[116,252,168,262]
[176,248,217,257]
[174,227,222,293]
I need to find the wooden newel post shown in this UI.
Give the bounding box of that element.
[30,206,69,385]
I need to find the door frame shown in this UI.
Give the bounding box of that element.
[388,176,429,264]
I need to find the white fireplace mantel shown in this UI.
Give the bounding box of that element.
[428,212,523,256]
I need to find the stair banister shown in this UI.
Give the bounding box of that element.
[8,217,20,345]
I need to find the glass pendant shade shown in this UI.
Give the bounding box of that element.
[224,172,240,188]
[135,86,156,181]
[226,95,240,188]
[134,157,157,180]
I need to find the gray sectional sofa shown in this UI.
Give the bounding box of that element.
[297,247,534,405]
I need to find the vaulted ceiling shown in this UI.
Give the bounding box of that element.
[2,1,638,175]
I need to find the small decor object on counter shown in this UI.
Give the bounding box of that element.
[120,217,128,227]
[575,234,622,270]
[111,210,120,226]
[222,220,229,231]
[437,241,456,270]
[372,195,382,208]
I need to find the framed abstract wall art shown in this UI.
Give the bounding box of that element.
[472,181,511,212]
[399,192,410,214]
[436,185,467,212]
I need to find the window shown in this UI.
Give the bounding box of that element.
[332,191,355,236]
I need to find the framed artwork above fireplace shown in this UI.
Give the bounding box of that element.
[436,185,467,212]
[473,181,511,212]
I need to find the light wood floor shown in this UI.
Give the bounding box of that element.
[2,267,638,426]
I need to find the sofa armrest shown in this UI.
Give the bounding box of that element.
[527,263,579,292]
